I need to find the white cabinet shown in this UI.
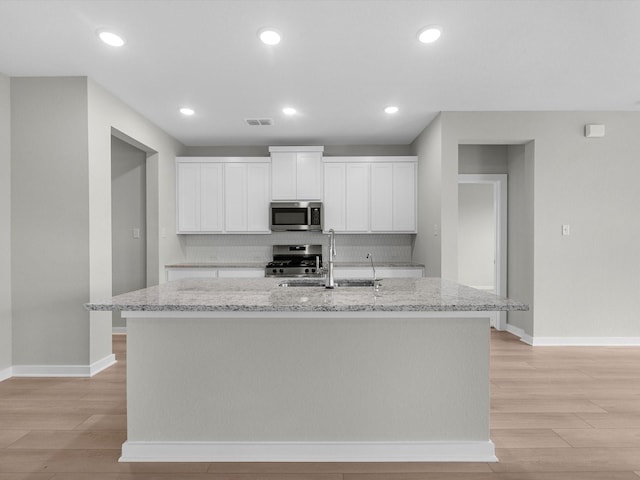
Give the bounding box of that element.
[176,162,224,233]
[323,163,346,231]
[345,163,370,232]
[176,157,270,234]
[224,163,270,233]
[323,157,417,234]
[166,268,218,282]
[200,164,225,232]
[269,146,323,200]
[217,268,265,278]
[334,266,424,279]
[166,267,265,281]
[370,162,417,233]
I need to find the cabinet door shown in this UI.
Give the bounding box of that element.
[296,151,322,200]
[177,163,201,232]
[224,163,248,232]
[370,163,394,232]
[345,163,370,232]
[200,163,224,232]
[323,163,346,231]
[247,163,270,232]
[217,268,265,278]
[271,152,297,200]
[393,163,417,232]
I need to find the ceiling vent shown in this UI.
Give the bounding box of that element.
[244,118,273,126]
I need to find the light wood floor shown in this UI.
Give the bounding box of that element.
[1,330,640,479]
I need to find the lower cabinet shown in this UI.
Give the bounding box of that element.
[166,267,265,282]
[334,266,424,279]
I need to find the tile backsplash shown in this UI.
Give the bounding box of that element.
[184,233,415,264]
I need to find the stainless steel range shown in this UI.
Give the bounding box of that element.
[265,245,323,277]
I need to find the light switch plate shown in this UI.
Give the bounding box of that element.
[562,224,570,236]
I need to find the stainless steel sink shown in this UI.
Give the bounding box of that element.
[278,278,378,288]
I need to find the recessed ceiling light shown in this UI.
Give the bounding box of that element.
[258,28,281,45]
[179,107,195,116]
[417,25,442,44]
[282,107,297,115]
[97,29,126,47]
[384,106,399,114]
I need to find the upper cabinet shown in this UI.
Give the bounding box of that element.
[269,146,323,201]
[323,157,417,234]
[176,157,271,234]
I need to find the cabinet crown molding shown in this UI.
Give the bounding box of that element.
[176,157,270,163]
[323,156,417,163]
[268,146,324,153]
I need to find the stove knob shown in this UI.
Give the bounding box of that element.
[311,268,316,273]
[272,269,277,274]
[279,269,284,273]
[305,268,310,273]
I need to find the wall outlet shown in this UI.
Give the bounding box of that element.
[133,228,140,239]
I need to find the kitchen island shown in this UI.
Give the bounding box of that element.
[86,277,527,463]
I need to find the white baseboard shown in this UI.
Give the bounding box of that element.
[11,354,117,378]
[505,323,534,345]
[120,440,497,463]
[0,366,12,382]
[530,337,640,346]
[504,324,640,346]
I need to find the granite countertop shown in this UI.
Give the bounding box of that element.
[165,262,425,269]
[165,263,266,268]
[85,277,527,313]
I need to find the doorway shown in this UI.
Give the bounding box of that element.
[111,136,147,331]
[458,174,507,329]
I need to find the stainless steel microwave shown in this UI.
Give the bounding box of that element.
[270,202,323,232]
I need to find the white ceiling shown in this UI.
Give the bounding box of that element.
[1,0,639,146]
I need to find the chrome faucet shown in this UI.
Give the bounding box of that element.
[325,229,337,289]
[366,252,376,281]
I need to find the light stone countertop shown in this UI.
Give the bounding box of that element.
[164,262,425,269]
[85,277,528,313]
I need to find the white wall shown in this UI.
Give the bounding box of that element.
[11,77,91,366]
[0,73,11,375]
[111,136,147,330]
[435,112,640,340]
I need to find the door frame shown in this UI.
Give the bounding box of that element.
[458,174,508,330]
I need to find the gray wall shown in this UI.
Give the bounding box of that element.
[4,76,185,372]
[0,73,11,374]
[507,143,535,336]
[411,115,442,277]
[111,136,147,329]
[457,143,534,336]
[11,77,91,365]
[87,79,185,359]
[417,112,640,340]
[183,144,414,157]
[458,183,495,289]
[459,145,508,174]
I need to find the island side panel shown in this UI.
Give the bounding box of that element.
[125,315,490,458]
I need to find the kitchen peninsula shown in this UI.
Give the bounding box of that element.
[86,277,527,463]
